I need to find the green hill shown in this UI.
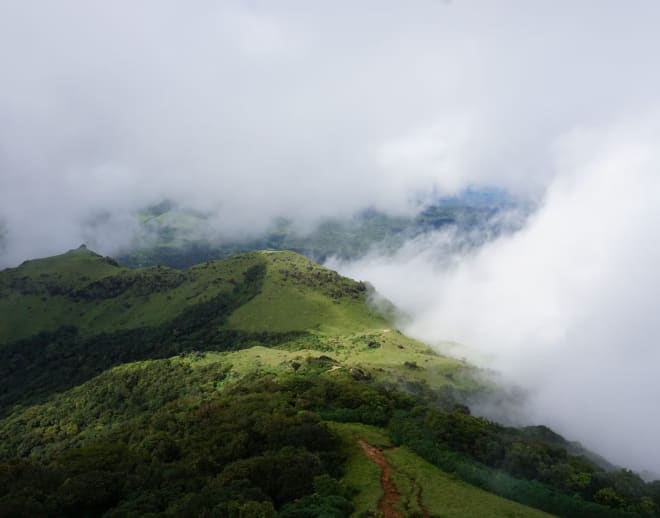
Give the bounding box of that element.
[0,248,656,517]
[0,246,386,345]
[0,246,475,418]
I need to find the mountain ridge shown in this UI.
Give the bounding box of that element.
[0,247,381,345]
[0,247,657,517]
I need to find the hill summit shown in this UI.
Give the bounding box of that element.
[0,248,378,344]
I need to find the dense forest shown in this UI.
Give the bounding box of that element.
[1,362,658,516]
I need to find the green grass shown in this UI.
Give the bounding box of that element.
[327,422,389,516]
[0,247,127,341]
[9,246,124,287]
[226,250,385,335]
[387,447,554,517]
[0,248,385,344]
[0,250,241,342]
[329,422,554,518]
[190,327,476,394]
[329,328,479,393]
[0,247,480,430]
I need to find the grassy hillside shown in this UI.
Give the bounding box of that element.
[0,245,242,343]
[0,247,473,410]
[0,247,382,344]
[331,422,552,517]
[0,248,657,517]
[225,250,383,334]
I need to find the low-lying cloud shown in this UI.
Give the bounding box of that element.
[2,1,660,265]
[330,116,660,474]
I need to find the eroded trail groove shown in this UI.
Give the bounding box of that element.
[357,439,404,518]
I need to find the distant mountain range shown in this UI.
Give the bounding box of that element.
[116,188,527,269]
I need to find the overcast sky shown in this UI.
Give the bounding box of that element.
[2,1,660,473]
[2,0,659,263]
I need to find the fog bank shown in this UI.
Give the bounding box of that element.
[329,117,660,473]
[2,1,660,265]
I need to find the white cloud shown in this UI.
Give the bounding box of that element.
[330,115,660,473]
[3,1,659,264]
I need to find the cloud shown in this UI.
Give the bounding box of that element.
[2,1,660,265]
[329,115,660,473]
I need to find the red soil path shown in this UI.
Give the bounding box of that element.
[357,439,404,518]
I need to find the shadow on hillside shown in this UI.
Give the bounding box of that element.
[0,263,306,414]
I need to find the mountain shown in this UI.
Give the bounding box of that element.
[114,191,524,269]
[0,246,474,414]
[0,248,657,517]
[0,245,381,344]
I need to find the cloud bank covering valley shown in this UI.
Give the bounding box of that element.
[330,117,660,473]
[2,1,660,473]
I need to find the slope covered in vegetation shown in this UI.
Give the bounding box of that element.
[1,246,378,344]
[0,248,658,517]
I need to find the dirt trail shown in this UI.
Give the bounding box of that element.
[412,478,431,518]
[357,439,404,518]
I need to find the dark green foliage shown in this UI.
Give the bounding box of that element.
[0,369,392,515]
[0,357,658,516]
[66,269,187,300]
[279,494,353,518]
[0,263,307,412]
[387,407,656,517]
[219,447,321,507]
[0,373,353,516]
